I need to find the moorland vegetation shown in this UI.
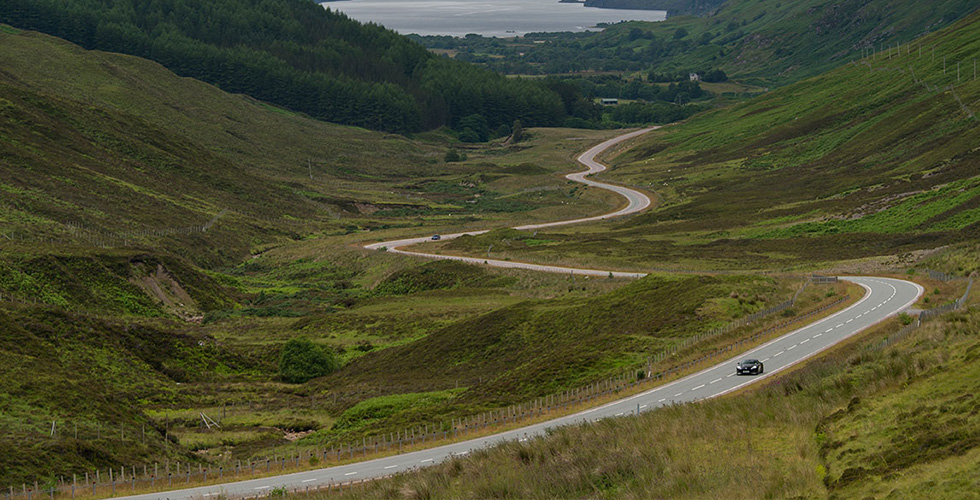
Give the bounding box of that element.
[0,0,597,134]
[420,0,976,83]
[1,0,980,496]
[442,7,980,273]
[303,246,980,499]
[0,25,803,484]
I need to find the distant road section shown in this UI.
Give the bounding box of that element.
[364,127,658,277]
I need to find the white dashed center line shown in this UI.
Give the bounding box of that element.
[774,351,784,357]
[692,384,705,391]
[658,398,666,403]
[302,479,316,483]
[384,465,398,469]
[801,338,810,344]
[421,459,433,463]
[674,392,684,397]
[788,345,797,350]
[711,378,722,384]
[255,487,269,490]
[345,472,358,476]
[814,333,823,338]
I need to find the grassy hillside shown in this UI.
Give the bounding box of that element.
[302,243,979,498]
[0,22,740,483]
[290,13,980,497]
[312,272,787,405]
[0,28,446,269]
[442,9,980,273]
[4,3,980,492]
[0,0,570,133]
[421,0,977,86]
[0,301,265,484]
[0,28,609,275]
[0,26,645,483]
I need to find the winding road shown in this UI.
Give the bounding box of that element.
[364,127,657,278]
[115,129,924,500]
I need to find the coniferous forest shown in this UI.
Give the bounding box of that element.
[0,0,574,133]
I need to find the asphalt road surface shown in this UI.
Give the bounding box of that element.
[112,130,924,499]
[116,276,921,500]
[363,127,657,278]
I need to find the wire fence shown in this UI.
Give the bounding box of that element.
[853,39,979,122]
[924,269,967,283]
[868,278,973,352]
[1,211,229,251]
[15,273,952,500]
[4,276,850,499]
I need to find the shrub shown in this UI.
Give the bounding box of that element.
[444,149,466,162]
[511,119,524,142]
[279,337,340,384]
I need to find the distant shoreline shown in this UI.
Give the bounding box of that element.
[318,0,665,38]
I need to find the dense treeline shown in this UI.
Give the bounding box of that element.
[583,0,726,16]
[0,0,567,133]
[609,101,708,125]
[562,75,706,104]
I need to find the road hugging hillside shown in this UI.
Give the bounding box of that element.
[364,127,657,277]
[114,129,923,500]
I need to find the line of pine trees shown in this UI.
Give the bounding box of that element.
[0,0,568,133]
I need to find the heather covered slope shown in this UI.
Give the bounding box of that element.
[0,27,449,268]
[305,258,978,498]
[0,300,265,485]
[422,0,978,86]
[4,2,980,494]
[447,10,980,273]
[0,0,568,133]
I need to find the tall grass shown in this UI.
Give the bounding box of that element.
[296,304,980,499]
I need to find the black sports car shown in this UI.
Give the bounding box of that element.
[736,358,764,375]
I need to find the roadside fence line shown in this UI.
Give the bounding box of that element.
[6,277,852,499]
[869,278,973,351]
